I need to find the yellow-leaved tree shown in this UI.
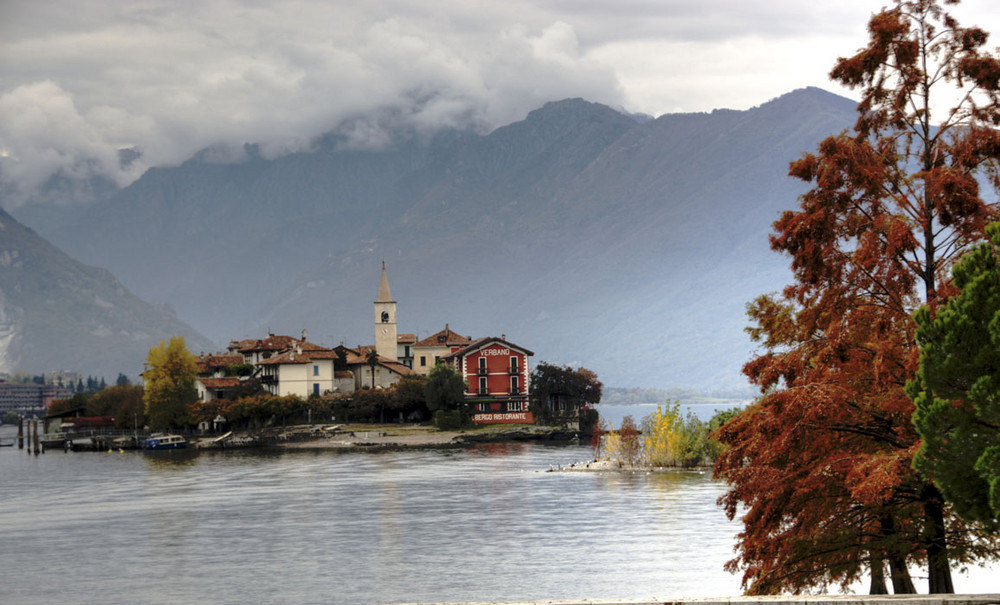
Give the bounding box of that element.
[643,403,684,467]
[643,403,708,468]
[143,336,198,431]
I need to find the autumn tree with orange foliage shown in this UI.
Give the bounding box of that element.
[714,0,1000,595]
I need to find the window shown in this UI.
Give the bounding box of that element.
[434,356,440,365]
[420,356,426,367]
[381,311,390,323]
[478,357,487,374]
[510,375,519,394]
[479,376,487,394]
[313,365,319,376]
[508,401,523,412]
[313,383,320,396]
[510,356,518,372]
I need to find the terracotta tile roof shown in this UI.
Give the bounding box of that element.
[257,351,308,365]
[199,378,242,388]
[414,325,472,348]
[397,333,417,344]
[338,347,415,376]
[378,360,415,376]
[197,353,243,374]
[229,334,327,354]
[256,346,339,366]
[444,336,534,359]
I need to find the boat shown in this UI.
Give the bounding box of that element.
[141,433,188,450]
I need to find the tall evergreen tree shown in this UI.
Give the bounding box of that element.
[910,222,1000,527]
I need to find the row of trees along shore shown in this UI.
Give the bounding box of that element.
[50,336,604,434]
[713,0,1000,596]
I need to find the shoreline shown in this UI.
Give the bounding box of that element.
[193,423,581,452]
[553,458,714,473]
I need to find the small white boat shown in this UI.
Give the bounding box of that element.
[141,433,188,450]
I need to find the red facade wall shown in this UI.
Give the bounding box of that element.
[457,342,533,424]
[463,343,527,396]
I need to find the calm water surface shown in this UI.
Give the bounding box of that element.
[1,424,994,604]
[1,434,737,604]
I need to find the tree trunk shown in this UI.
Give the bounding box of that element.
[888,556,916,594]
[923,485,955,594]
[870,556,889,594]
[879,514,917,594]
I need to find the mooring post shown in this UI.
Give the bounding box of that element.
[18,416,24,450]
[33,418,40,455]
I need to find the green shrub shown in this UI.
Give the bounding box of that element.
[433,409,469,430]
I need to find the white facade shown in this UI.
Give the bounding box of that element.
[259,352,346,398]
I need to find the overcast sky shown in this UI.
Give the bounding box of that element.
[2,0,1000,208]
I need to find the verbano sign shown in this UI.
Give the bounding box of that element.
[479,347,511,356]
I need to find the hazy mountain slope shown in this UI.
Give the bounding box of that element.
[0,208,213,378]
[249,89,857,388]
[15,87,858,388]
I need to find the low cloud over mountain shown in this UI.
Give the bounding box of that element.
[12,88,856,388]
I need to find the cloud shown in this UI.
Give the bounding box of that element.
[0,1,629,207]
[2,0,1000,207]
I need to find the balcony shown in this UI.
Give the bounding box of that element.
[477,367,488,375]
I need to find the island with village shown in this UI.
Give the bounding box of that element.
[2,264,602,453]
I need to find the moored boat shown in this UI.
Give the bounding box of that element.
[141,433,188,450]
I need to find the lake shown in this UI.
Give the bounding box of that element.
[0,423,995,603]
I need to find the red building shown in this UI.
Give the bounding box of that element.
[443,337,534,424]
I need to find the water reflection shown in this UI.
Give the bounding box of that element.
[142,448,201,468]
[0,443,744,603]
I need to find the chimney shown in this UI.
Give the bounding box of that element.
[301,328,308,341]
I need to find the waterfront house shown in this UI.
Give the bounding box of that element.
[196,377,243,402]
[256,347,355,398]
[411,325,472,375]
[443,336,534,424]
[194,352,247,402]
[335,345,414,390]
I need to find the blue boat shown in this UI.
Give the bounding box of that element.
[141,434,188,450]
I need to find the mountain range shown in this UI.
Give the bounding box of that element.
[6,87,859,388]
[0,207,213,378]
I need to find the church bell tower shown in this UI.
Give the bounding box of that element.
[374,262,397,360]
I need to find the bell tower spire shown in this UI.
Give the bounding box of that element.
[374,262,398,360]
